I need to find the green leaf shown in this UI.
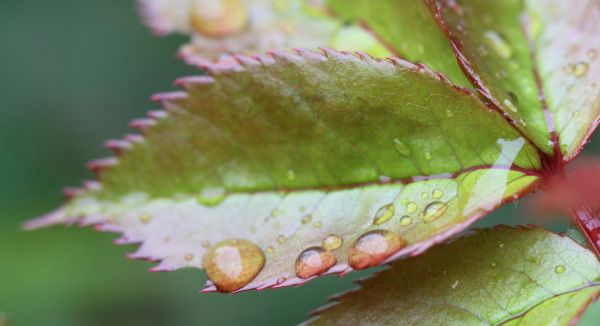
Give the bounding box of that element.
[28,49,541,292]
[326,0,470,87]
[306,227,600,325]
[525,0,600,160]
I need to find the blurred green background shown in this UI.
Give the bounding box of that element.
[0,0,598,325]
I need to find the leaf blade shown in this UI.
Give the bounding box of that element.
[307,227,600,325]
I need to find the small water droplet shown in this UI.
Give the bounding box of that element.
[393,138,411,156]
[399,215,412,226]
[299,206,306,213]
[503,99,518,112]
[197,187,226,206]
[295,247,336,279]
[373,204,395,225]
[519,118,527,126]
[400,198,408,205]
[277,235,287,244]
[139,214,151,224]
[554,264,566,275]
[422,201,448,223]
[483,30,513,59]
[271,209,281,217]
[491,262,497,267]
[301,215,312,224]
[587,49,597,60]
[572,62,589,77]
[202,240,211,248]
[424,152,432,160]
[406,202,417,214]
[287,169,296,181]
[266,246,275,253]
[313,221,322,229]
[446,110,454,118]
[421,192,429,199]
[322,234,343,250]
[202,239,265,293]
[432,189,444,199]
[184,253,194,261]
[349,230,407,270]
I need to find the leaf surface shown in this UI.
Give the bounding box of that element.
[326,0,470,87]
[427,0,554,155]
[524,0,600,160]
[29,49,542,292]
[307,227,600,325]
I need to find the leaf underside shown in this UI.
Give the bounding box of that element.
[29,49,541,292]
[307,227,600,326]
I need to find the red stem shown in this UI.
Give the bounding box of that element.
[568,206,600,260]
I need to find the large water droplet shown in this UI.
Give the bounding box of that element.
[295,247,336,279]
[373,204,395,225]
[393,138,411,156]
[432,189,444,199]
[349,230,407,270]
[322,234,343,250]
[190,0,248,38]
[554,264,566,275]
[202,239,265,293]
[197,187,226,206]
[483,31,513,59]
[572,62,589,77]
[423,201,448,223]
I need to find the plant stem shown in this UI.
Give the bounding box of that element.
[568,206,600,260]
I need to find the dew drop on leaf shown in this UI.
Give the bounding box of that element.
[393,138,411,156]
[483,30,513,59]
[399,215,412,226]
[295,247,337,279]
[424,152,432,160]
[301,214,312,224]
[277,235,287,244]
[266,246,275,254]
[184,253,194,261]
[555,264,566,275]
[373,203,395,225]
[139,214,151,224]
[197,187,226,206]
[587,49,597,60]
[322,234,343,251]
[423,201,448,223]
[271,209,281,217]
[287,169,296,181]
[202,239,265,293]
[406,202,417,214]
[572,62,589,77]
[313,221,322,229]
[503,99,518,112]
[348,230,407,270]
[432,189,444,199]
[421,192,429,199]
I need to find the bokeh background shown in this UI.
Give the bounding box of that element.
[0,0,598,325]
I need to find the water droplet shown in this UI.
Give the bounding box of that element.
[491,262,497,267]
[295,247,336,279]
[277,235,286,244]
[202,239,265,293]
[287,169,296,181]
[555,264,566,275]
[446,110,454,118]
[301,215,312,224]
[572,62,589,77]
[421,192,429,199]
[266,246,275,254]
[313,221,322,229]
[587,49,597,60]
[423,201,448,223]
[322,234,343,250]
[400,198,408,205]
[373,204,395,225]
[393,138,411,156]
[190,0,248,38]
[424,152,432,160]
[399,215,412,226]
[139,214,151,224]
[197,187,226,206]
[271,209,280,217]
[349,230,407,270]
[184,253,194,261]
[432,189,444,199]
[406,202,417,214]
[503,99,518,112]
[483,31,513,59]
[299,206,306,213]
[519,118,527,126]
[202,240,211,248]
